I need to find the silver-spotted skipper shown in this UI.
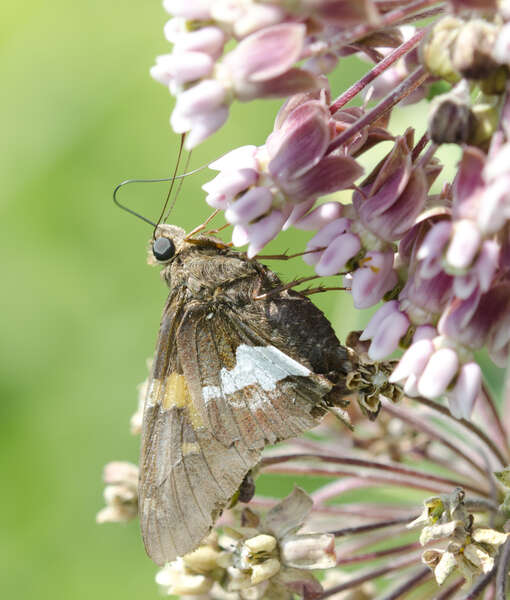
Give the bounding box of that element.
[139,224,353,565]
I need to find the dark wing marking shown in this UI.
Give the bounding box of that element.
[176,305,331,450]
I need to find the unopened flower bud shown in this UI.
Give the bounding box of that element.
[479,65,508,95]
[427,82,475,144]
[96,461,139,524]
[421,17,462,83]
[451,19,500,81]
[469,100,500,148]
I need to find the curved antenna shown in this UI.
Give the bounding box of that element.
[164,148,192,223]
[113,178,161,227]
[153,134,186,235]
[113,162,211,229]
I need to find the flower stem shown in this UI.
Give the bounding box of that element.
[333,0,443,48]
[327,66,429,154]
[261,453,490,496]
[382,400,487,478]
[435,579,465,599]
[263,462,456,493]
[411,131,430,162]
[481,382,510,459]
[329,28,427,114]
[337,541,421,565]
[377,566,431,600]
[496,538,510,600]
[411,396,508,467]
[318,555,422,598]
[330,517,416,538]
[460,567,496,599]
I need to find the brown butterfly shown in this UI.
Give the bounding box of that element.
[139,224,353,565]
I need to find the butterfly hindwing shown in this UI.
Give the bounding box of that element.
[139,301,261,565]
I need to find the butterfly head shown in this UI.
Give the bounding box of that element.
[149,224,187,265]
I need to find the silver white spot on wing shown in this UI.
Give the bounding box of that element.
[202,344,310,401]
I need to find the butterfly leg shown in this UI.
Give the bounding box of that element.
[253,275,321,300]
[204,222,232,236]
[255,246,326,261]
[300,285,349,296]
[185,209,221,240]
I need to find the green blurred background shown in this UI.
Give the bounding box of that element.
[1,2,467,598]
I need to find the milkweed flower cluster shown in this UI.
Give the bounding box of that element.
[150,0,510,418]
[100,1,510,598]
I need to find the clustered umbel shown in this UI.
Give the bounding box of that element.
[151,0,510,420]
[99,1,510,598]
[409,489,509,586]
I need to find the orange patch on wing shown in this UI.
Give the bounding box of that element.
[163,372,204,429]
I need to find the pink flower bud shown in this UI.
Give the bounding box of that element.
[203,168,258,209]
[154,51,214,85]
[413,325,437,342]
[225,187,273,225]
[209,145,258,172]
[267,101,331,180]
[400,268,453,317]
[233,68,322,102]
[453,272,478,300]
[282,198,316,230]
[163,0,211,19]
[350,251,398,309]
[225,23,306,83]
[367,309,410,360]
[304,218,351,265]
[173,79,227,119]
[232,5,285,38]
[246,210,287,258]
[293,202,344,231]
[184,106,229,149]
[360,300,400,341]
[315,232,361,276]
[479,175,510,234]
[447,362,481,420]
[417,220,453,278]
[452,147,486,221]
[446,219,481,270]
[390,339,435,384]
[417,348,459,399]
[232,224,250,246]
[165,23,226,59]
[280,155,363,202]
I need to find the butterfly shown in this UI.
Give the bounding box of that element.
[139,224,353,565]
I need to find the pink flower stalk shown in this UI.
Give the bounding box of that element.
[360,26,428,106]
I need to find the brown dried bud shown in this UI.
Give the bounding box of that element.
[427,82,476,144]
[451,19,501,80]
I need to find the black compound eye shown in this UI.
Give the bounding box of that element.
[153,237,176,262]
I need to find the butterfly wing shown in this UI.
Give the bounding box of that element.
[139,297,260,566]
[176,301,333,449]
